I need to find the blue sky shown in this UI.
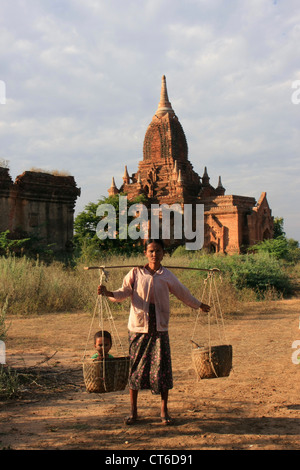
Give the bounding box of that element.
[0,0,299,240]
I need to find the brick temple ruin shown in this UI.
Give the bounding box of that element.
[108,75,273,253]
[0,167,80,252]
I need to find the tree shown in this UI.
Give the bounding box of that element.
[249,217,300,263]
[273,217,285,239]
[74,193,149,259]
[250,236,289,260]
[0,230,30,256]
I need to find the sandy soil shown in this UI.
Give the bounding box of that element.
[1,298,300,451]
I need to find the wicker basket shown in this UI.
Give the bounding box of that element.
[192,345,232,380]
[83,356,130,393]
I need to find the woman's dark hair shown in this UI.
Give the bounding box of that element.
[144,239,165,250]
[94,330,112,345]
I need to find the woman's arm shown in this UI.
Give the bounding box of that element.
[97,285,114,297]
[97,268,136,302]
[167,271,210,312]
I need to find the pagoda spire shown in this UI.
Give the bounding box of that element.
[202,166,210,185]
[217,176,224,189]
[123,165,130,184]
[108,177,119,196]
[155,75,175,117]
[216,175,225,195]
[177,169,183,183]
[173,160,178,178]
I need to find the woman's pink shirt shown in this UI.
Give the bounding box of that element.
[109,266,202,333]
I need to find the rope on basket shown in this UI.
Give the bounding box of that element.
[191,269,228,377]
[82,267,126,390]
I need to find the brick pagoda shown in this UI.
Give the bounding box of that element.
[108,76,273,253]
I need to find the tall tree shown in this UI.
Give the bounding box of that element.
[74,193,148,258]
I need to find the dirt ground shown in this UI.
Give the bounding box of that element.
[1,297,300,451]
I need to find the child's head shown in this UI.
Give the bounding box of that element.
[94,330,112,357]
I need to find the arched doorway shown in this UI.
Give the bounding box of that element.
[209,242,217,253]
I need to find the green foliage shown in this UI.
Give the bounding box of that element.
[0,256,101,315]
[0,296,9,342]
[249,216,300,264]
[0,230,30,256]
[273,217,285,238]
[171,245,192,258]
[0,298,18,400]
[0,230,56,262]
[74,201,100,242]
[189,252,293,297]
[250,236,289,260]
[74,193,148,260]
[252,236,300,264]
[0,366,20,399]
[0,249,297,318]
[286,238,300,264]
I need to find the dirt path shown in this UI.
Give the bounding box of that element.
[1,298,300,450]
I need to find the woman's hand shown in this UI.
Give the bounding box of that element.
[200,303,211,312]
[97,285,113,297]
[97,284,108,296]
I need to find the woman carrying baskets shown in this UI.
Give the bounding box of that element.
[98,239,210,426]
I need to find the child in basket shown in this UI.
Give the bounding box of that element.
[97,239,210,426]
[91,330,114,360]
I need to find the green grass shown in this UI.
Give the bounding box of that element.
[0,251,297,316]
[188,252,293,298]
[0,365,20,399]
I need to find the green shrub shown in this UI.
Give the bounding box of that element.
[0,366,20,399]
[0,256,95,315]
[0,250,296,316]
[190,252,293,298]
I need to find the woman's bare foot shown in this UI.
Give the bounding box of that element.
[160,414,173,425]
[124,413,138,425]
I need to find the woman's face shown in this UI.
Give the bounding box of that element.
[144,242,164,268]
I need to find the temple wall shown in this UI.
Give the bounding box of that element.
[203,195,268,254]
[0,168,80,251]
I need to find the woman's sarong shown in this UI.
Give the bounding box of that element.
[128,304,173,394]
